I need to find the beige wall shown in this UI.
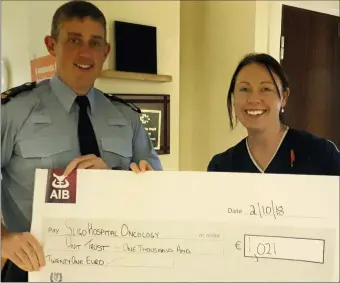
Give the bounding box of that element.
[179,1,254,171]
[1,1,180,170]
[1,1,31,87]
[179,2,207,171]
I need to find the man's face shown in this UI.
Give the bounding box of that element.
[45,17,110,94]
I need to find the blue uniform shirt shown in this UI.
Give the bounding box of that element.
[1,75,162,233]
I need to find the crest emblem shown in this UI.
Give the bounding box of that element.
[50,272,62,282]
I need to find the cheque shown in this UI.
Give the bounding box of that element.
[29,169,339,282]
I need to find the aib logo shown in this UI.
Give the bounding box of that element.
[45,169,77,204]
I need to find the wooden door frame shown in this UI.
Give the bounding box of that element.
[266,1,339,61]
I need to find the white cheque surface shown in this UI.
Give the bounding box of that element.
[30,169,339,282]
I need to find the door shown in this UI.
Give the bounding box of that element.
[280,5,340,146]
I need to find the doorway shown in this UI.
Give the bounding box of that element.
[280,5,340,146]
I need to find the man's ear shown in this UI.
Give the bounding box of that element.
[104,42,111,60]
[44,35,57,56]
[281,87,290,108]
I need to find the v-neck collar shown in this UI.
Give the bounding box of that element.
[50,74,95,113]
[246,127,289,173]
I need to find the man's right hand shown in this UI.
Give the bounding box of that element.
[1,229,45,272]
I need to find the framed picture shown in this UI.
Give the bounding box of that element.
[114,94,170,155]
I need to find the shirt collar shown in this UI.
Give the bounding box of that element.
[50,74,95,113]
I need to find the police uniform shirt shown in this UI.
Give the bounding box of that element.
[207,128,340,176]
[1,75,162,233]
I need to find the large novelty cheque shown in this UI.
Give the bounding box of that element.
[30,169,339,282]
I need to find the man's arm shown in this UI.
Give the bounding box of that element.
[1,99,15,270]
[131,113,163,171]
[1,105,15,170]
[1,223,8,260]
[102,93,163,171]
[1,222,45,272]
[1,93,45,271]
[1,222,7,269]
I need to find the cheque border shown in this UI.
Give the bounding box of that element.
[243,234,325,264]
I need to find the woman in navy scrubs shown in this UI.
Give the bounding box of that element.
[207,53,340,175]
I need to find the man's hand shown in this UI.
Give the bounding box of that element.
[130,160,153,173]
[63,154,109,177]
[1,230,45,272]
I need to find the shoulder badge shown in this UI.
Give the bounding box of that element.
[1,82,36,105]
[104,93,141,114]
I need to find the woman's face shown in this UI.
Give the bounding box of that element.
[233,63,288,131]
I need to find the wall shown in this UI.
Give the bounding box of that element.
[179,2,208,171]
[254,1,270,53]
[1,1,180,170]
[1,1,31,87]
[204,1,255,162]
[179,1,255,171]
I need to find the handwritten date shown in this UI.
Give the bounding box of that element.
[249,200,284,219]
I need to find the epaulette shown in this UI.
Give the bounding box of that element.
[104,93,141,114]
[1,82,36,105]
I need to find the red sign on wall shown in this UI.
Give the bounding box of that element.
[30,54,56,82]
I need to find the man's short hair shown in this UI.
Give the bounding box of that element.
[51,0,107,40]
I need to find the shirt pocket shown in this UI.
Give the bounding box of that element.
[17,136,74,168]
[101,137,133,169]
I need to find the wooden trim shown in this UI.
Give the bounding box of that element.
[99,70,172,83]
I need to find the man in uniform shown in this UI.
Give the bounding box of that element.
[1,1,162,281]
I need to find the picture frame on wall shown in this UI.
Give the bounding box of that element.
[114,94,170,155]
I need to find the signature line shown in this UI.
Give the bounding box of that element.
[106,257,124,266]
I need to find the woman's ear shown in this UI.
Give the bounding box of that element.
[281,87,290,108]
